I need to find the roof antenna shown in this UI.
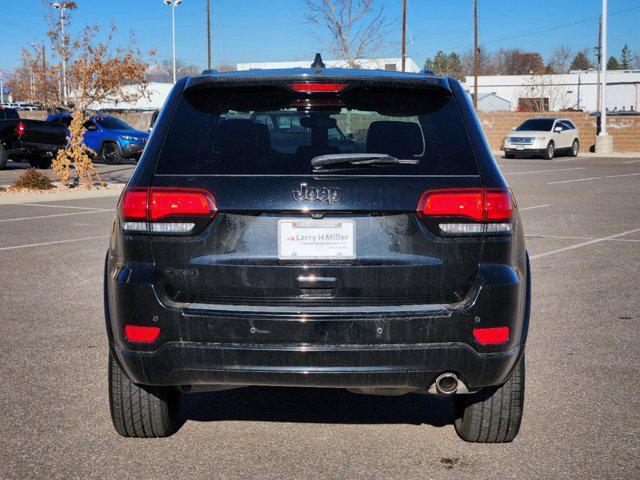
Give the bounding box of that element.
[311,53,326,71]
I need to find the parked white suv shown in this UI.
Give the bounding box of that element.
[504,118,580,160]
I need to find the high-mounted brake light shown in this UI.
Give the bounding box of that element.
[417,188,514,235]
[15,121,25,137]
[120,187,217,235]
[473,327,510,345]
[289,83,346,93]
[125,325,160,343]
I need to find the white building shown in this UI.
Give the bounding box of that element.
[465,70,640,112]
[89,82,174,111]
[470,92,512,112]
[237,57,421,73]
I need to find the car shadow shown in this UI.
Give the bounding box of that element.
[180,386,454,428]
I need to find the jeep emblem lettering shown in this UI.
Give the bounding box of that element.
[293,183,341,205]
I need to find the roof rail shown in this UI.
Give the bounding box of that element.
[200,68,218,75]
[419,69,436,76]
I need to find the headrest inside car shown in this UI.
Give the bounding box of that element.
[299,116,337,129]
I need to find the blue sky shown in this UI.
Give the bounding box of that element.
[0,0,638,70]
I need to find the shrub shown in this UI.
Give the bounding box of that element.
[11,169,54,190]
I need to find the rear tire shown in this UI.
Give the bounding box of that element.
[570,139,579,157]
[108,352,180,438]
[543,141,554,160]
[0,144,7,169]
[100,142,122,165]
[504,152,515,159]
[454,353,525,443]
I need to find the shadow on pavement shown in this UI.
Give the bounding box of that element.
[180,386,454,427]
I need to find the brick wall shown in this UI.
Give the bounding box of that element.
[477,111,640,153]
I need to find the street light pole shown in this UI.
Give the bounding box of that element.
[53,2,69,104]
[600,0,607,136]
[164,0,182,84]
[595,0,612,153]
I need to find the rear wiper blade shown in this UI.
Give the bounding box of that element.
[311,153,419,170]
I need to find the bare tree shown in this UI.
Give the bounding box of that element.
[547,45,572,73]
[216,62,237,72]
[52,24,153,188]
[305,0,393,67]
[150,58,201,82]
[519,74,572,112]
[461,46,497,76]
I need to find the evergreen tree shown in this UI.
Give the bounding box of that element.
[570,50,593,71]
[620,44,632,69]
[607,56,621,70]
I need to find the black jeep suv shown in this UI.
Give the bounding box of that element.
[105,59,530,442]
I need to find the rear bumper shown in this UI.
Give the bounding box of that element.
[118,341,521,389]
[106,262,529,390]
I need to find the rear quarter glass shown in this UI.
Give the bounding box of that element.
[154,85,479,176]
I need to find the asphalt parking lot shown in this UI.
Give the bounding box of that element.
[1,154,639,479]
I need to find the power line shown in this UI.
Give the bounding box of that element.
[448,5,640,51]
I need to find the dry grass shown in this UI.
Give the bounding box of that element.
[10,169,54,190]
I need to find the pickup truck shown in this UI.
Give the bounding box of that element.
[0,108,67,169]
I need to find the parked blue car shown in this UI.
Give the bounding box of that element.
[46,113,149,164]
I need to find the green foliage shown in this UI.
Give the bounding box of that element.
[620,44,632,70]
[607,56,621,70]
[11,168,54,190]
[424,51,465,80]
[569,51,593,71]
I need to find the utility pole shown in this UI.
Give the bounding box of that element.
[0,70,4,105]
[206,0,212,70]
[42,43,48,106]
[401,0,407,72]
[595,16,602,116]
[473,0,478,110]
[595,0,612,153]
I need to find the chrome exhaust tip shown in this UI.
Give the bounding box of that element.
[435,373,459,395]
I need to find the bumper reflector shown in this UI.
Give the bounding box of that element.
[125,325,160,343]
[473,327,510,345]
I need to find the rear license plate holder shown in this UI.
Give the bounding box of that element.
[278,219,355,260]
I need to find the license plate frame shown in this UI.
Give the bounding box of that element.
[278,219,356,260]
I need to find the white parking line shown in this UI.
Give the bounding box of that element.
[530,227,640,260]
[0,235,110,252]
[0,209,114,223]
[520,204,550,211]
[526,234,640,243]
[623,159,640,164]
[18,203,113,211]
[503,167,586,175]
[547,172,640,185]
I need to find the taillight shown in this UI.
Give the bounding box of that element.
[289,83,346,93]
[417,188,514,236]
[15,121,25,137]
[473,327,510,345]
[119,187,217,235]
[125,325,160,343]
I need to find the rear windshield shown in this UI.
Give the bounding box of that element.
[516,119,554,131]
[156,84,478,176]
